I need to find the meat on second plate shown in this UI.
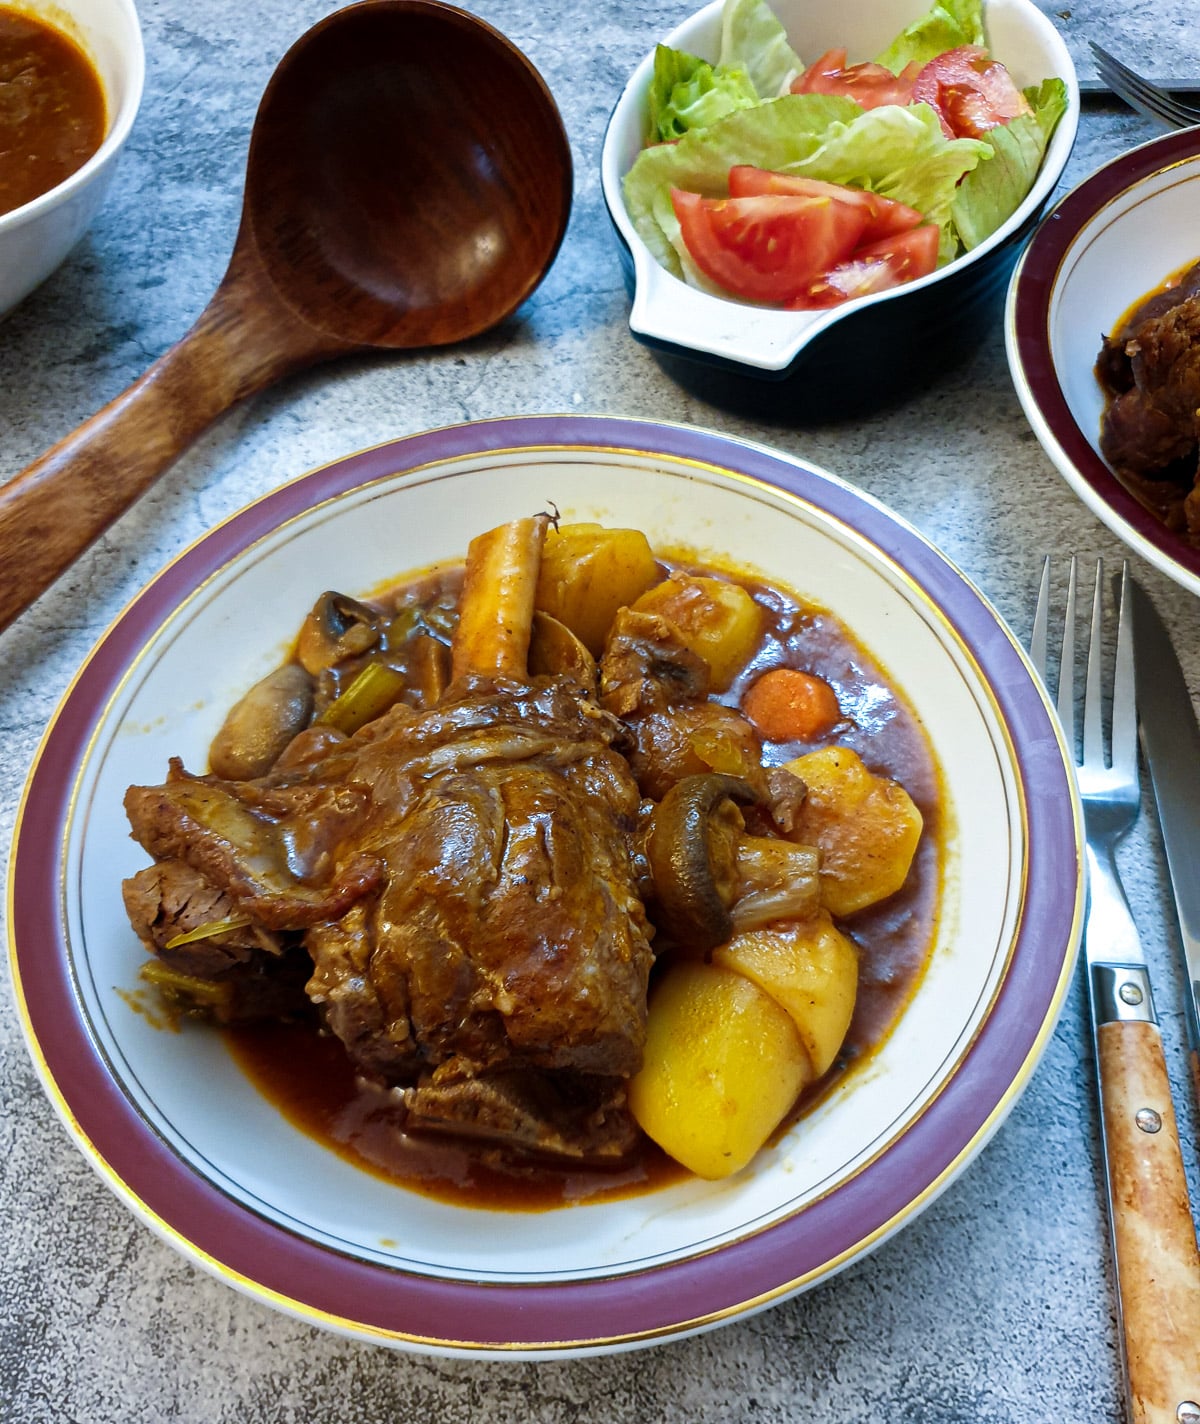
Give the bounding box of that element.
[1095,257,1200,543]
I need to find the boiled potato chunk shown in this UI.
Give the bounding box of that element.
[784,746,923,917]
[713,912,857,1079]
[630,574,763,691]
[535,524,660,655]
[629,961,810,1179]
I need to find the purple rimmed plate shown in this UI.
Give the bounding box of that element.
[1005,127,1200,597]
[7,415,1083,1358]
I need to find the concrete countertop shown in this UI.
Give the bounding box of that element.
[3,1,1199,1419]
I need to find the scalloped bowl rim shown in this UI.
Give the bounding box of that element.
[601,0,1078,372]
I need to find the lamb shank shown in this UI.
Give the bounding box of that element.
[122,515,654,1162]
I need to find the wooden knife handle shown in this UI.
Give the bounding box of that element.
[1096,1017,1200,1423]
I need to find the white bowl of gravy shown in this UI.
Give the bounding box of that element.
[0,0,144,317]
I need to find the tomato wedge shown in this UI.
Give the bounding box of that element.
[787,225,940,309]
[910,46,1032,138]
[671,188,866,304]
[790,48,922,109]
[727,167,925,244]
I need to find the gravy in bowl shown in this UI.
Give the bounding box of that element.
[0,4,105,216]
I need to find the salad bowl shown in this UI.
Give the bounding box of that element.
[9,415,1083,1357]
[600,0,1078,414]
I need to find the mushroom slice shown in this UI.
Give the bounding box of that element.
[297,592,383,675]
[645,773,762,952]
[208,664,315,779]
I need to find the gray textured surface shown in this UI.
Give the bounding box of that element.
[3,1,1200,1420]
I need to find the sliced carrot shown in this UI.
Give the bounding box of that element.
[742,668,841,742]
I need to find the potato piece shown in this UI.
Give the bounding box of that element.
[629,961,810,1179]
[630,574,763,691]
[784,746,923,917]
[713,912,857,1079]
[535,524,660,656]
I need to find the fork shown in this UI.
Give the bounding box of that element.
[1090,42,1200,129]
[1032,557,1200,1424]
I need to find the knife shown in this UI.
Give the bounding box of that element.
[1130,579,1200,1105]
[1080,571,1200,1424]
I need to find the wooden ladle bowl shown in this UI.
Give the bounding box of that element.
[0,0,573,632]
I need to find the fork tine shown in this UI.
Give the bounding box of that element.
[1083,561,1106,769]
[1108,78,1200,129]
[1031,556,1050,680]
[1151,94,1200,129]
[1090,42,1200,127]
[1057,558,1078,748]
[1091,46,1171,121]
[1091,44,1161,101]
[1131,87,1200,126]
[1111,562,1138,779]
[1091,58,1172,126]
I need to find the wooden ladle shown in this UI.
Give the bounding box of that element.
[0,0,572,632]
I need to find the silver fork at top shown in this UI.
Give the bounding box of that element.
[1032,557,1139,921]
[1031,557,1200,1424]
[1090,41,1200,129]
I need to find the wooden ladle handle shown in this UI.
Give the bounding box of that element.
[0,258,351,633]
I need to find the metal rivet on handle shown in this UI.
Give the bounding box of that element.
[1175,1402,1200,1424]
[1135,1108,1163,1134]
[1119,982,1144,1006]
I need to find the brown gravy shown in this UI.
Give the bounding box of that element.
[0,6,106,216]
[223,554,944,1210]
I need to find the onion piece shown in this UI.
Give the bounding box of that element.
[162,915,252,951]
[728,837,821,933]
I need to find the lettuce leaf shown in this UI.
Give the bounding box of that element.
[950,78,1068,249]
[719,0,804,98]
[625,93,862,273]
[623,93,988,275]
[873,0,985,74]
[647,44,760,142]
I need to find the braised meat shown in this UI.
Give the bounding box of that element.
[401,1064,640,1164]
[124,770,382,931]
[124,674,653,1089]
[599,608,711,716]
[1096,261,1200,542]
[122,860,311,1023]
[1095,257,1200,396]
[306,676,652,1082]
